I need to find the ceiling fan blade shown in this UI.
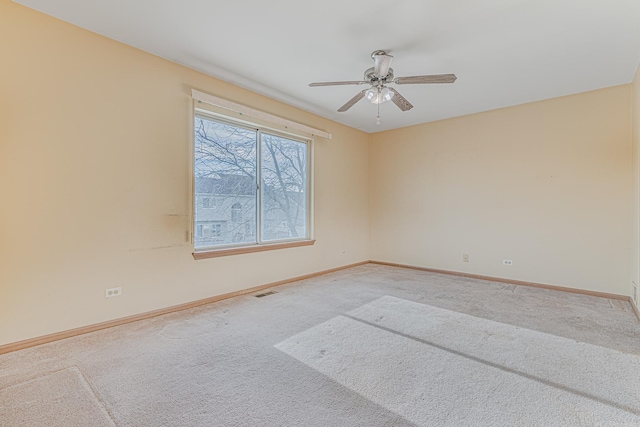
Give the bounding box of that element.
[389,88,413,111]
[394,74,457,85]
[309,81,366,87]
[373,53,393,78]
[337,90,367,112]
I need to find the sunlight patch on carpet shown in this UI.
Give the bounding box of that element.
[275,297,640,426]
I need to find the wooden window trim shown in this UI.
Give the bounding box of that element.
[193,239,315,260]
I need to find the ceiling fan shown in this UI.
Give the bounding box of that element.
[309,50,457,124]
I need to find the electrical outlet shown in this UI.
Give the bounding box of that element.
[503,259,513,266]
[105,287,122,298]
[462,254,469,263]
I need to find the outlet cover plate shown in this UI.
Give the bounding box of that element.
[105,287,122,298]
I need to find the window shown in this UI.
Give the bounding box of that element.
[206,223,222,237]
[193,114,311,252]
[231,203,242,223]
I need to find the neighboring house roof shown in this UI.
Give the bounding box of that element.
[195,174,255,196]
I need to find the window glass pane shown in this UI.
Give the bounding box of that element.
[261,133,308,241]
[194,117,257,249]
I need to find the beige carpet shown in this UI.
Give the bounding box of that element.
[0,367,115,426]
[1,264,639,426]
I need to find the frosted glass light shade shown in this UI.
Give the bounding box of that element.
[365,87,394,104]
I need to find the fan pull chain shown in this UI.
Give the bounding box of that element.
[376,102,381,125]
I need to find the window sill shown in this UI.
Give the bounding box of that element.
[192,239,315,260]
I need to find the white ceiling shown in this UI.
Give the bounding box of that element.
[15,0,640,133]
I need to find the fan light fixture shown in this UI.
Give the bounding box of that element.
[308,49,458,125]
[365,87,394,104]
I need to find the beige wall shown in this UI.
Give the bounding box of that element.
[1,2,637,348]
[370,86,632,295]
[0,2,370,346]
[632,64,640,308]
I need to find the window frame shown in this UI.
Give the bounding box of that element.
[191,109,314,258]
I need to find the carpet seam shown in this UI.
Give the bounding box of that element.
[75,364,120,427]
[0,366,119,427]
[0,366,75,392]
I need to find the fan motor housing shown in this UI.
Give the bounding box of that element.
[364,67,394,85]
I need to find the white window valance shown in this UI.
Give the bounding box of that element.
[191,89,332,140]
